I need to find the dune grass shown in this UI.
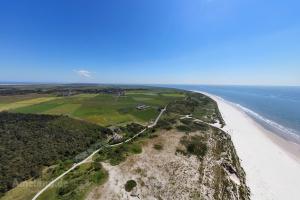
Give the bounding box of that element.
[36,162,108,200]
[94,141,143,166]
[0,179,45,200]
[0,160,74,200]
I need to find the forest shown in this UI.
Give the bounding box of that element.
[0,112,111,196]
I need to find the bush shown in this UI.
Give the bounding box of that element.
[153,144,163,150]
[57,182,76,196]
[128,143,142,154]
[180,118,193,125]
[192,122,209,131]
[180,135,208,159]
[176,125,192,132]
[91,170,107,184]
[97,142,142,165]
[92,162,102,171]
[156,119,173,130]
[125,180,137,192]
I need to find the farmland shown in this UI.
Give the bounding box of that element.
[0,94,58,112]
[7,90,185,126]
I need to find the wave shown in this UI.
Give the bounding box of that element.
[229,101,300,143]
[192,89,300,144]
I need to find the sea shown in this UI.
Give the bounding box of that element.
[165,85,300,144]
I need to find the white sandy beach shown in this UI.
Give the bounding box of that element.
[200,91,300,200]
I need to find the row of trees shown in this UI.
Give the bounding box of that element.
[0,86,149,96]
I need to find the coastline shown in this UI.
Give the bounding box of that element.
[197,91,300,200]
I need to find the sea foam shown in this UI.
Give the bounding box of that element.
[229,100,300,144]
[193,89,300,144]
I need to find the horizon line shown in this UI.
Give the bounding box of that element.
[0,81,300,87]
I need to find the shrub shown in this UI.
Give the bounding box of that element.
[180,135,208,159]
[156,119,173,130]
[176,125,192,132]
[125,180,137,192]
[57,182,76,196]
[92,162,102,171]
[192,122,209,131]
[128,143,142,154]
[149,134,158,138]
[97,142,142,165]
[180,118,193,125]
[153,144,163,150]
[91,170,107,184]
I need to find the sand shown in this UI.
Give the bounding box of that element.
[199,91,300,200]
[86,131,205,200]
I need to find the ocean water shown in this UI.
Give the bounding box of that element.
[167,85,300,143]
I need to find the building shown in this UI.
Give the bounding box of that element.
[136,104,150,110]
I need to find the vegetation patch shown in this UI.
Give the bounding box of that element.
[179,135,208,159]
[153,144,163,150]
[178,118,210,132]
[124,180,137,192]
[0,97,59,112]
[37,162,108,200]
[176,125,192,132]
[95,141,143,166]
[119,123,145,141]
[167,92,224,125]
[156,119,173,130]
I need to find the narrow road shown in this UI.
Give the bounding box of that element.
[32,107,166,200]
[148,107,166,128]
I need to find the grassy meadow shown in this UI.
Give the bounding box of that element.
[5,90,185,126]
[0,94,58,112]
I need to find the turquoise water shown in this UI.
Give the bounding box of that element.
[167,85,300,143]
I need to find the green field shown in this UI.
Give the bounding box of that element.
[0,95,58,112]
[10,91,185,126]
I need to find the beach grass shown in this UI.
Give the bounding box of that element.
[36,162,108,200]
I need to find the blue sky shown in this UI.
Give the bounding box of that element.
[0,0,299,85]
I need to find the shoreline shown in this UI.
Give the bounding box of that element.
[196,91,300,200]
[207,92,300,164]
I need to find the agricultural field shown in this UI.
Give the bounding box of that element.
[7,90,185,126]
[0,94,57,112]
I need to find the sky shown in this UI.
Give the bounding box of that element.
[0,0,299,85]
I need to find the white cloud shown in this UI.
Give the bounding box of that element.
[74,70,92,78]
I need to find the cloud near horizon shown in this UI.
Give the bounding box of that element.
[74,70,92,78]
